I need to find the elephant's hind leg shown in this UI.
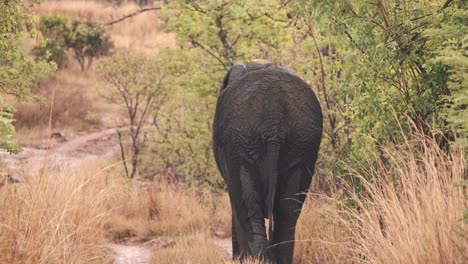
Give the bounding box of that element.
[232,212,240,259]
[270,165,312,264]
[232,164,275,262]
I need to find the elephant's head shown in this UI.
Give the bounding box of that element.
[221,59,293,91]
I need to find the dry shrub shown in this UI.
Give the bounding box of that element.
[0,162,116,264]
[34,0,176,53]
[107,182,212,240]
[295,133,467,264]
[150,232,227,264]
[14,70,100,130]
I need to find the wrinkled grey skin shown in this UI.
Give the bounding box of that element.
[213,60,323,263]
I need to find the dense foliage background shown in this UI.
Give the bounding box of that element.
[152,0,467,188]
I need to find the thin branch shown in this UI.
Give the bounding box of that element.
[191,40,229,69]
[105,7,161,26]
[186,0,207,14]
[377,0,390,29]
[442,0,453,9]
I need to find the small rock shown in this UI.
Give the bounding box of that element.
[147,238,175,248]
[50,132,67,142]
[0,173,21,187]
[7,174,20,183]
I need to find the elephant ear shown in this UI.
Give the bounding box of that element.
[221,63,247,91]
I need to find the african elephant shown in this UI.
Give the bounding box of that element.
[213,60,323,263]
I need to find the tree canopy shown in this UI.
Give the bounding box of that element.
[156,0,467,185]
[0,0,54,153]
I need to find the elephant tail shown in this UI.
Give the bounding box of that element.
[265,140,280,242]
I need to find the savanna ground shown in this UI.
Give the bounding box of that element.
[1,0,466,263]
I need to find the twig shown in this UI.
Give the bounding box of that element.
[191,40,229,69]
[442,0,453,9]
[105,7,161,26]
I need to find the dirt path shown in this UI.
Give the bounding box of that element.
[213,238,233,259]
[108,243,153,264]
[0,128,122,170]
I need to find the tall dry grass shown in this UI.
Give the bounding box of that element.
[15,70,102,131]
[211,193,232,238]
[0,162,117,264]
[0,155,232,263]
[150,232,228,264]
[150,232,266,264]
[294,194,350,263]
[106,182,215,240]
[295,133,467,264]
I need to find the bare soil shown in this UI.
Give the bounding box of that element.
[0,128,121,171]
[213,238,233,259]
[108,243,153,264]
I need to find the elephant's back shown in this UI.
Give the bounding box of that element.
[214,68,323,159]
[216,69,322,129]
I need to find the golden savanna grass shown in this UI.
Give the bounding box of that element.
[150,232,265,264]
[107,182,213,239]
[294,194,350,263]
[15,70,103,131]
[105,178,233,239]
[150,232,228,264]
[150,232,268,264]
[0,158,232,263]
[0,162,116,264]
[295,133,467,264]
[34,0,176,53]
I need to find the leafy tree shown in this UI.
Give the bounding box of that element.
[424,1,467,147]
[100,52,168,179]
[35,14,113,71]
[287,0,467,169]
[38,13,71,42]
[161,0,290,70]
[0,0,54,153]
[67,20,113,71]
[146,48,224,188]
[33,14,70,69]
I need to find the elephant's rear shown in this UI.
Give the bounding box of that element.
[213,65,323,264]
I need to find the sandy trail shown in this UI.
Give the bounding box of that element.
[108,238,232,264]
[108,243,153,264]
[0,128,122,170]
[213,238,233,259]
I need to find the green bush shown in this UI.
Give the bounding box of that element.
[35,14,113,71]
[34,14,70,69]
[33,40,68,69]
